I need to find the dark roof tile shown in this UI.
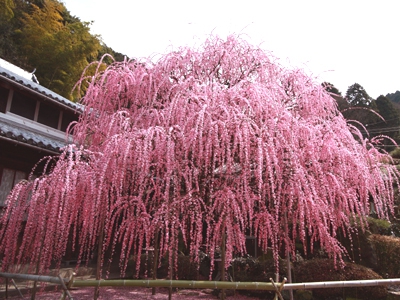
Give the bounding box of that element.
[0,65,83,112]
[0,119,68,153]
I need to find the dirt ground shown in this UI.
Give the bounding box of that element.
[5,286,264,299]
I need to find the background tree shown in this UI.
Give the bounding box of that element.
[342,83,381,138]
[15,0,101,99]
[366,95,400,150]
[322,81,341,97]
[97,44,125,64]
[0,0,14,20]
[322,81,348,111]
[0,36,398,282]
[0,0,127,100]
[346,83,374,107]
[341,85,400,149]
[387,90,400,104]
[0,0,18,60]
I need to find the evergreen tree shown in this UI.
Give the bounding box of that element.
[343,83,380,136]
[346,83,374,107]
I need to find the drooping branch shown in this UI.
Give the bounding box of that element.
[0,35,398,278]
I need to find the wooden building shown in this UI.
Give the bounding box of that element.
[0,59,81,208]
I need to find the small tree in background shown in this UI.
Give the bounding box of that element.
[0,36,398,281]
[346,83,374,107]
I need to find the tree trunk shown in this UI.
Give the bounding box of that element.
[220,227,226,300]
[284,213,294,300]
[94,222,105,300]
[152,230,159,295]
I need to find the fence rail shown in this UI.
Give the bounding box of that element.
[0,272,68,285]
[1,271,400,300]
[0,271,73,300]
[69,277,400,290]
[283,278,400,290]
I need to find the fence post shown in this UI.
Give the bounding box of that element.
[271,277,286,300]
[58,275,73,300]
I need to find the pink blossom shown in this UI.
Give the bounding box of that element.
[0,35,398,277]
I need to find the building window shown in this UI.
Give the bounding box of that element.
[61,112,78,132]
[10,91,36,120]
[38,102,60,129]
[0,167,27,207]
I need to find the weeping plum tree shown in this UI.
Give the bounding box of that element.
[0,36,398,278]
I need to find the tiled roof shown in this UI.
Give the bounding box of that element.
[0,62,83,112]
[0,59,78,153]
[0,118,66,153]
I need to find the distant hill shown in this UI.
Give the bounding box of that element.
[386,91,400,104]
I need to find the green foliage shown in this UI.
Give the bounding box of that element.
[322,81,350,112]
[367,217,392,235]
[15,0,102,100]
[367,95,400,148]
[0,0,128,101]
[346,83,374,107]
[337,85,400,149]
[368,234,400,278]
[322,81,342,97]
[295,259,387,300]
[0,0,22,61]
[176,254,199,280]
[98,44,126,64]
[342,83,384,142]
[294,290,313,300]
[0,15,16,59]
[338,216,393,270]
[230,256,287,299]
[376,95,400,120]
[0,0,15,21]
[128,253,168,279]
[387,90,400,104]
[390,147,400,159]
[231,256,280,282]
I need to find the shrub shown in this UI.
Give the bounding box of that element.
[295,259,387,300]
[369,234,400,278]
[230,256,288,299]
[390,147,400,159]
[176,254,200,280]
[367,217,392,235]
[338,217,393,270]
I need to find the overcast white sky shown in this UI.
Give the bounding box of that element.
[62,0,399,99]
